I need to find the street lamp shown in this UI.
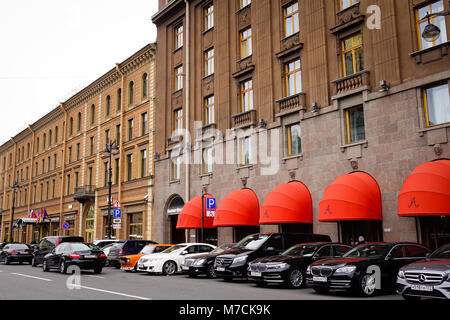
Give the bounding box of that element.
[421,0,450,42]
[101,140,119,240]
[9,182,20,243]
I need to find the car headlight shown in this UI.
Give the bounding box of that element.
[335,266,357,274]
[266,263,289,271]
[306,266,312,274]
[193,259,206,266]
[232,256,247,266]
[446,273,450,282]
[397,270,405,279]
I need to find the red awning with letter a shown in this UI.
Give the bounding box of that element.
[260,181,313,224]
[176,194,216,229]
[319,172,382,222]
[213,189,259,227]
[398,159,450,217]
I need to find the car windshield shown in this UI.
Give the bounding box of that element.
[161,245,186,254]
[282,244,321,257]
[212,244,234,254]
[10,244,30,250]
[140,246,156,255]
[67,243,92,251]
[84,243,100,250]
[343,244,391,258]
[430,245,450,259]
[235,234,270,250]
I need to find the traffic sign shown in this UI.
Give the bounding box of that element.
[113,208,122,218]
[113,200,122,209]
[62,222,70,230]
[206,197,216,210]
[113,219,121,224]
[113,224,121,230]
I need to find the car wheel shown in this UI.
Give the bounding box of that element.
[42,260,49,272]
[286,268,304,288]
[163,261,177,276]
[94,267,103,274]
[206,264,216,278]
[313,286,330,294]
[358,273,377,297]
[60,260,67,274]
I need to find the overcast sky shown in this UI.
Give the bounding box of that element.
[0,0,159,146]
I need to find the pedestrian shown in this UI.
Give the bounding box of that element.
[356,235,366,246]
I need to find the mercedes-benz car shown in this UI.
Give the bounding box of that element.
[397,243,450,300]
[306,242,431,297]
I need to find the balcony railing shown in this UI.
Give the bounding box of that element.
[332,70,370,95]
[74,185,96,203]
[232,109,257,129]
[275,93,306,115]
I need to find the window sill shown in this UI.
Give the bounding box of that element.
[173,46,183,54]
[172,89,183,95]
[340,140,368,152]
[202,26,214,36]
[236,4,251,14]
[410,41,450,64]
[236,164,253,171]
[418,122,450,137]
[282,154,303,163]
[169,179,180,185]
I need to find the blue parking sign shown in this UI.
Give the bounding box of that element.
[113,208,122,218]
[206,197,216,210]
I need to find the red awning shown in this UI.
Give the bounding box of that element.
[260,181,313,224]
[398,159,450,217]
[213,189,259,227]
[176,194,216,229]
[319,172,382,222]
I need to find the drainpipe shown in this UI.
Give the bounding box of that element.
[116,63,126,239]
[184,0,191,242]
[26,125,35,243]
[59,103,68,235]
[9,137,17,242]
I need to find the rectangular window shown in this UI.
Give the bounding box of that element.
[90,137,95,155]
[285,59,302,96]
[114,158,120,184]
[202,147,213,174]
[423,83,450,127]
[68,147,72,164]
[204,4,214,31]
[116,124,121,144]
[239,136,252,166]
[287,124,302,156]
[175,65,184,91]
[345,106,366,144]
[75,172,79,189]
[88,167,93,186]
[416,0,448,50]
[341,33,363,76]
[240,0,251,9]
[204,95,215,125]
[175,24,184,49]
[240,79,254,112]
[76,143,80,161]
[174,109,183,132]
[141,112,148,136]
[127,154,133,181]
[104,162,108,187]
[284,2,299,38]
[128,119,134,141]
[205,48,215,77]
[105,129,110,145]
[140,149,147,178]
[128,213,143,240]
[66,175,70,196]
[240,27,252,59]
[171,155,181,181]
[339,0,359,11]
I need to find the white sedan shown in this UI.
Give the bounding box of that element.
[137,243,216,275]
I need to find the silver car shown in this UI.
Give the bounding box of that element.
[397,244,450,300]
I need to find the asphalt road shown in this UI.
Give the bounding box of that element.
[0,263,402,300]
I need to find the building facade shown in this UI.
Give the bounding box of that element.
[152,0,450,250]
[0,43,157,244]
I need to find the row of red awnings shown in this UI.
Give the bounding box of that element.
[176,159,450,229]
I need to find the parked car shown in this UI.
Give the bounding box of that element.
[42,242,107,274]
[31,236,84,267]
[0,242,8,250]
[181,243,235,278]
[0,243,34,265]
[107,240,158,268]
[137,243,216,275]
[119,244,173,271]
[92,239,123,249]
[397,243,450,300]
[306,242,431,297]
[248,242,352,288]
[214,233,331,281]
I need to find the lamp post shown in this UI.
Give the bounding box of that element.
[9,182,20,243]
[421,0,450,42]
[102,140,119,240]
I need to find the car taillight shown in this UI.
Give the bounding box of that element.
[9,251,18,254]
[119,249,124,255]
[69,253,81,259]
[99,253,106,259]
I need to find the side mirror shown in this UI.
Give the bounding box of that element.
[385,253,392,260]
[181,250,188,255]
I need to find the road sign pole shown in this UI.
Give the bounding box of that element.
[201,189,204,244]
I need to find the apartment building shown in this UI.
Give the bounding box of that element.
[152,0,449,249]
[0,43,156,243]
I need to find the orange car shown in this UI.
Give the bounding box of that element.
[119,244,173,271]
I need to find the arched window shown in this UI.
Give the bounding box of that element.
[142,73,148,98]
[129,81,134,105]
[36,137,40,153]
[90,104,95,125]
[43,133,47,149]
[106,95,111,117]
[49,130,52,147]
[69,117,73,136]
[55,126,58,144]
[77,112,82,132]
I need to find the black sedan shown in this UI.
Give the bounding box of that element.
[181,243,235,278]
[42,242,107,274]
[306,242,431,297]
[0,243,33,265]
[248,243,352,288]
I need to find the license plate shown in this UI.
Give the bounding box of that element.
[85,255,97,259]
[182,266,189,271]
[411,285,433,292]
[251,272,262,277]
[216,267,225,272]
[313,276,328,283]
